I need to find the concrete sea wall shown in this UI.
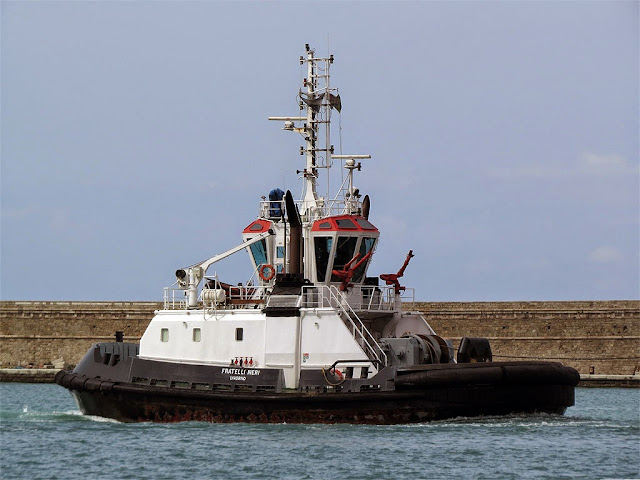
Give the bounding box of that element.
[1,300,638,376]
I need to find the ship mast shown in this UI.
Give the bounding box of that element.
[269,44,368,221]
[301,45,320,216]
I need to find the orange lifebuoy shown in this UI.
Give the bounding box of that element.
[259,264,275,281]
[322,367,346,386]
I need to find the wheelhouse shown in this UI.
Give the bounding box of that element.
[310,215,379,285]
[242,219,283,280]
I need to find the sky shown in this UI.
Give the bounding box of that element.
[1,1,638,302]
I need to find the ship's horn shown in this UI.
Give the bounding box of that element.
[284,190,302,275]
[362,195,370,220]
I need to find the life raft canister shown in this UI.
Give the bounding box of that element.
[259,264,275,281]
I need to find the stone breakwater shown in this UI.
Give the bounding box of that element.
[1,300,638,376]
[411,300,639,376]
[0,301,156,370]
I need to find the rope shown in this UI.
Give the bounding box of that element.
[491,354,640,361]
[451,345,639,361]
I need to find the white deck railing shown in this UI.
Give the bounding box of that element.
[163,285,188,310]
[163,282,268,311]
[302,284,414,313]
[259,199,358,222]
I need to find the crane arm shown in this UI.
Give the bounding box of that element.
[193,229,274,274]
[175,229,274,307]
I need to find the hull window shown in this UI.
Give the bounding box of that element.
[193,328,201,342]
[160,328,169,342]
[314,236,333,282]
[235,328,243,341]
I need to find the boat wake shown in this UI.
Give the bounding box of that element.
[8,408,122,424]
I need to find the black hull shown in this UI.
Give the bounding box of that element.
[56,364,577,424]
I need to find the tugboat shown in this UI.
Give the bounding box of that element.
[56,44,579,424]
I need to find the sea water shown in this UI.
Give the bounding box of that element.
[1,384,638,480]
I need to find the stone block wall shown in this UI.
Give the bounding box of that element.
[1,300,638,374]
[412,300,639,375]
[0,301,160,368]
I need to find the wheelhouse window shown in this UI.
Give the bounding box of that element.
[355,218,376,230]
[330,236,358,282]
[160,328,169,342]
[192,328,201,342]
[314,236,333,282]
[335,218,357,229]
[353,237,376,282]
[249,239,268,268]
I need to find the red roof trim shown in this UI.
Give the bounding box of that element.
[311,215,378,233]
[242,219,273,234]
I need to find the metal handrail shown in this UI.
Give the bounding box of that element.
[329,286,387,368]
[163,283,187,310]
[163,276,268,311]
[301,285,387,367]
[306,285,413,312]
[258,198,360,221]
[352,286,396,311]
[201,276,268,311]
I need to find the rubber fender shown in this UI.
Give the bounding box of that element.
[99,381,115,393]
[69,375,89,391]
[61,373,74,389]
[395,365,505,387]
[83,378,103,391]
[501,363,580,386]
[56,371,73,389]
[55,370,68,387]
[426,365,504,386]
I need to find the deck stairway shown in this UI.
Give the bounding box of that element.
[303,285,387,368]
